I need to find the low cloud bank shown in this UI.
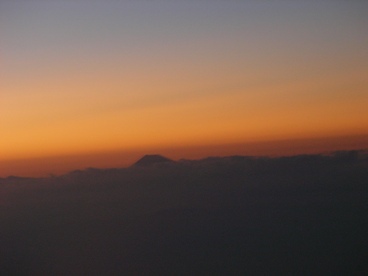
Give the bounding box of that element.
[1,151,367,274]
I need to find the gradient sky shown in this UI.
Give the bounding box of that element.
[1,1,368,176]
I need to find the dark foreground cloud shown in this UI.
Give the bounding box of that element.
[1,151,368,275]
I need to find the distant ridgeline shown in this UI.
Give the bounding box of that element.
[1,150,367,275]
[132,154,174,167]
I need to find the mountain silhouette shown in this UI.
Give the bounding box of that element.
[133,154,174,167]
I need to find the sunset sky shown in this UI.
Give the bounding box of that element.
[1,1,368,177]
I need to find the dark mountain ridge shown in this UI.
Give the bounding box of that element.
[133,154,174,167]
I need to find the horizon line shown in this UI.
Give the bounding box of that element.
[1,148,367,179]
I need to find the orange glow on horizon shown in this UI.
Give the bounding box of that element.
[1,134,367,178]
[2,75,368,161]
[2,2,368,177]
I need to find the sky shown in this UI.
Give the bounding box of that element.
[1,1,368,176]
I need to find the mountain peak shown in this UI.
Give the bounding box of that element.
[133,154,173,167]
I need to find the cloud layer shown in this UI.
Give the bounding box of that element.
[1,151,367,274]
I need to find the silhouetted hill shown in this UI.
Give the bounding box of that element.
[133,154,174,167]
